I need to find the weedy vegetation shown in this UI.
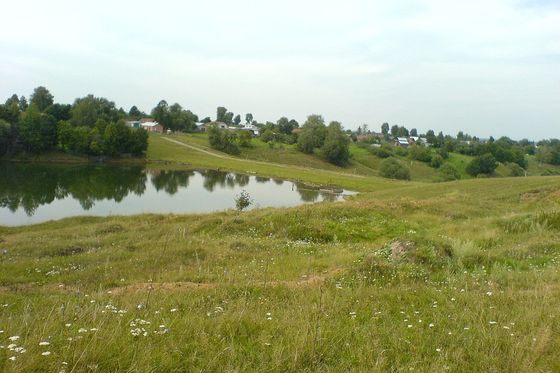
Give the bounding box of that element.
[0,134,559,372]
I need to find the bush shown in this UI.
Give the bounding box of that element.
[430,154,444,168]
[508,162,525,177]
[438,163,461,181]
[208,125,240,155]
[394,146,408,157]
[466,153,497,176]
[321,122,350,165]
[408,144,432,163]
[371,144,393,158]
[379,157,411,180]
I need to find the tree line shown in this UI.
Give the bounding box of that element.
[0,87,148,157]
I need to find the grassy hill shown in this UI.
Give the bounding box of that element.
[1,135,560,371]
[154,133,560,183]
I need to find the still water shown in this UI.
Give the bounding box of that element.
[0,163,354,226]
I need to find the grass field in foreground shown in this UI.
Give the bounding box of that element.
[1,139,560,371]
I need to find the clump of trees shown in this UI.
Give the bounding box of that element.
[152,100,198,132]
[466,153,498,176]
[297,115,350,165]
[0,87,148,157]
[208,126,245,155]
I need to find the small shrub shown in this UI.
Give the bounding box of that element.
[379,157,411,180]
[438,163,460,181]
[508,162,525,177]
[430,154,444,168]
[234,190,253,211]
[371,144,393,158]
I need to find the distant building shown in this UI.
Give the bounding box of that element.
[196,121,228,132]
[395,137,410,147]
[140,121,163,133]
[126,120,141,129]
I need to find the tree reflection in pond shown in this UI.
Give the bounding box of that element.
[0,163,146,215]
[0,163,353,225]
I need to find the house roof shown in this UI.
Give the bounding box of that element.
[396,137,409,144]
[141,121,161,127]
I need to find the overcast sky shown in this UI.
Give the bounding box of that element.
[1,0,558,139]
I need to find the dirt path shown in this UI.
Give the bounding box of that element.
[161,136,366,180]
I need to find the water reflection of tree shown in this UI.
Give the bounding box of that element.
[255,176,270,183]
[150,170,194,195]
[273,178,284,185]
[320,191,338,202]
[294,183,320,202]
[201,170,228,192]
[234,173,249,187]
[0,163,147,215]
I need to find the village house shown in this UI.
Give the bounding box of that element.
[395,137,410,147]
[196,121,228,132]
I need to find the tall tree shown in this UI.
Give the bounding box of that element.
[216,107,227,122]
[410,128,418,136]
[234,114,241,126]
[224,111,234,125]
[245,113,253,125]
[19,106,57,153]
[30,86,54,112]
[321,121,350,165]
[129,105,142,118]
[151,100,171,129]
[297,114,327,154]
[381,122,389,135]
[72,95,119,127]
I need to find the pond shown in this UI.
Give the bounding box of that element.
[0,163,354,226]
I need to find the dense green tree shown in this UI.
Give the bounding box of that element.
[129,128,149,155]
[19,106,57,153]
[234,114,241,126]
[72,95,119,127]
[5,94,20,106]
[0,119,13,155]
[260,128,275,143]
[277,117,299,135]
[45,103,72,122]
[200,117,211,124]
[29,86,54,112]
[207,125,240,155]
[321,121,350,165]
[151,100,171,129]
[168,103,198,132]
[216,107,227,122]
[0,101,20,124]
[466,153,498,176]
[238,130,252,147]
[410,128,418,137]
[381,122,389,135]
[129,105,143,118]
[245,113,253,125]
[297,115,327,154]
[425,130,436,145]
[224,111,234,125]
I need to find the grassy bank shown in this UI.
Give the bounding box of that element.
[1,136,560,371]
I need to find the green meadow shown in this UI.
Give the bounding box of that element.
[1,133,559,372]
